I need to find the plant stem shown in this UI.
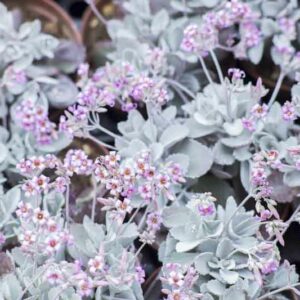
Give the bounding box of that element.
[65,184,70,228]
[273,205,300,245]
[18,267,49,300]
[134,242,147,259]
[166,78,196,99]
[87,0,108,26]
[268,71,285,108]
[222,194,253,233]
[257,283,300,300]
[198,55,222,100]
[198,55,215,86]
[209,50,224,84]
[138,206,149,231]
[118,203,143,236]
[89,113,128,143]
[87,133,117,151]
[91,175,97,222]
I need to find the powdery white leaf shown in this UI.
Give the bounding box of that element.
[213,142,235,165]
[248,41,264,65]
[206,280,226,296]
[173,139,213,178]
[151,9,169,36]
[143,120,158,142]
[283,170,300,187]
[223,119,244,136]
[176,240,201,252]
[194,253,214,275]
[159,124,189,148]
[166,153,189,173]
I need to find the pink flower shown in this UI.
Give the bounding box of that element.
[146,212,162,232]
[106,178,122,196]
[45,269,64,285]
[32,208,49,225]
[228,68,245,80]
[260,209,272,221]
[16,201,33,219]
[32,175,50,193]
[104,151,120,168]
[47,219,59,233]
[282,101,297,121]
[251,167,267,186]
[167,271,184,287]
[22,181,38,197]
[197,202,215,216]
[19,230,36,249]
[0,232,5,247]
[261,259,279,275]
[54,176,68,193]
[120,166,135,182]
[135,266,145,284]
[242,117,255,131]
[77,277,94,297]
[77,63,89,77]
[139,183,152,201]
[157,174,171,189]
[115,198,132,215]
[88,255,104,274]
[251,104,268,119]
[45,235,61,254]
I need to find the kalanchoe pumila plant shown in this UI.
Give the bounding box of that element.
[3,0,300,299]
[159,193,300,299]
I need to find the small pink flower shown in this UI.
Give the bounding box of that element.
[16,201,33,219]
[32,175,50,193]
[282,101,297,121]
[77,277,94,297]
[260,209,272,221]
[77,63,89,77]
[88,255,104,274]
[260,259,279,275]
[242,117,255,132]
[47,219,59,233]
[115,198,132,215]
[157,174,170,189]
[120,166,134,181]
[45,235,61,254]
[22,181,38,197]
[0,232,6,247]
[45,269,64,285]
[146,212,162,232]
[197,202,215,216]
[135,266,145,284]
[138,183,152,200]
[167,271,184,287]
[32,208,49,225]
[228,68,245,80]
[104,151,120,168]
[54,176,68,193]
[251,167,267,186]
[19,230,36,248]
[251,103,268,119]
[106,178,122,196]
[30,156,46,171]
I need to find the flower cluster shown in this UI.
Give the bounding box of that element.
[95,150,185,205]
[16,203,72,255]
[15,99,57,145]
[181,0,261,57]
[161,264,202,300]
